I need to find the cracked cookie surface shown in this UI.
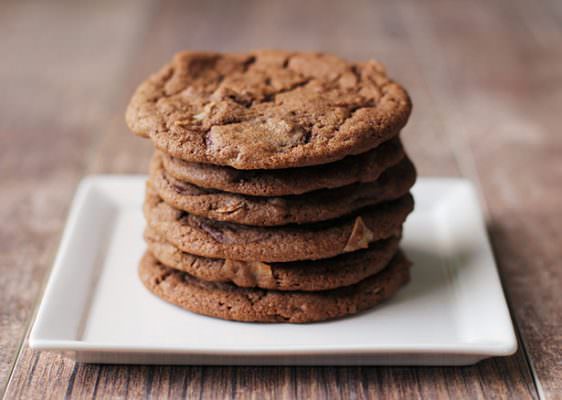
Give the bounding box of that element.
[150,151,416,226]
[126,50,411,169]
[139,250,410,323]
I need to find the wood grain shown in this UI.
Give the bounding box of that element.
[396,0,562,397]
[1,0,559,398]
[0,0,153,394]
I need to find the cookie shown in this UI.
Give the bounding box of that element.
[139,250,411,323]
[126,50,412,169]
[144,187,414,262]
[150,153,416,226]
[160,137,404,196]
[145,228,400,291]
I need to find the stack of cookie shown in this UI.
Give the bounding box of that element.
[126,50,415,323]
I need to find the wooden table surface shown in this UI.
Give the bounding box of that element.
[1,0,560,398]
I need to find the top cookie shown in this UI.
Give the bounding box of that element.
[126,50,412,169]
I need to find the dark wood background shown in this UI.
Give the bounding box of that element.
[1,0,560,398]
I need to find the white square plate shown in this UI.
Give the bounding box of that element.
[29,176,516,366]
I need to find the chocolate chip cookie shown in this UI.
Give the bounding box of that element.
[127,49,417,323]
[160,137,404,196]
[150,152,416,226]
[126,50,411,169]
[144,187,413,262]
[145,228,400,291]
[139,250,411,323]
